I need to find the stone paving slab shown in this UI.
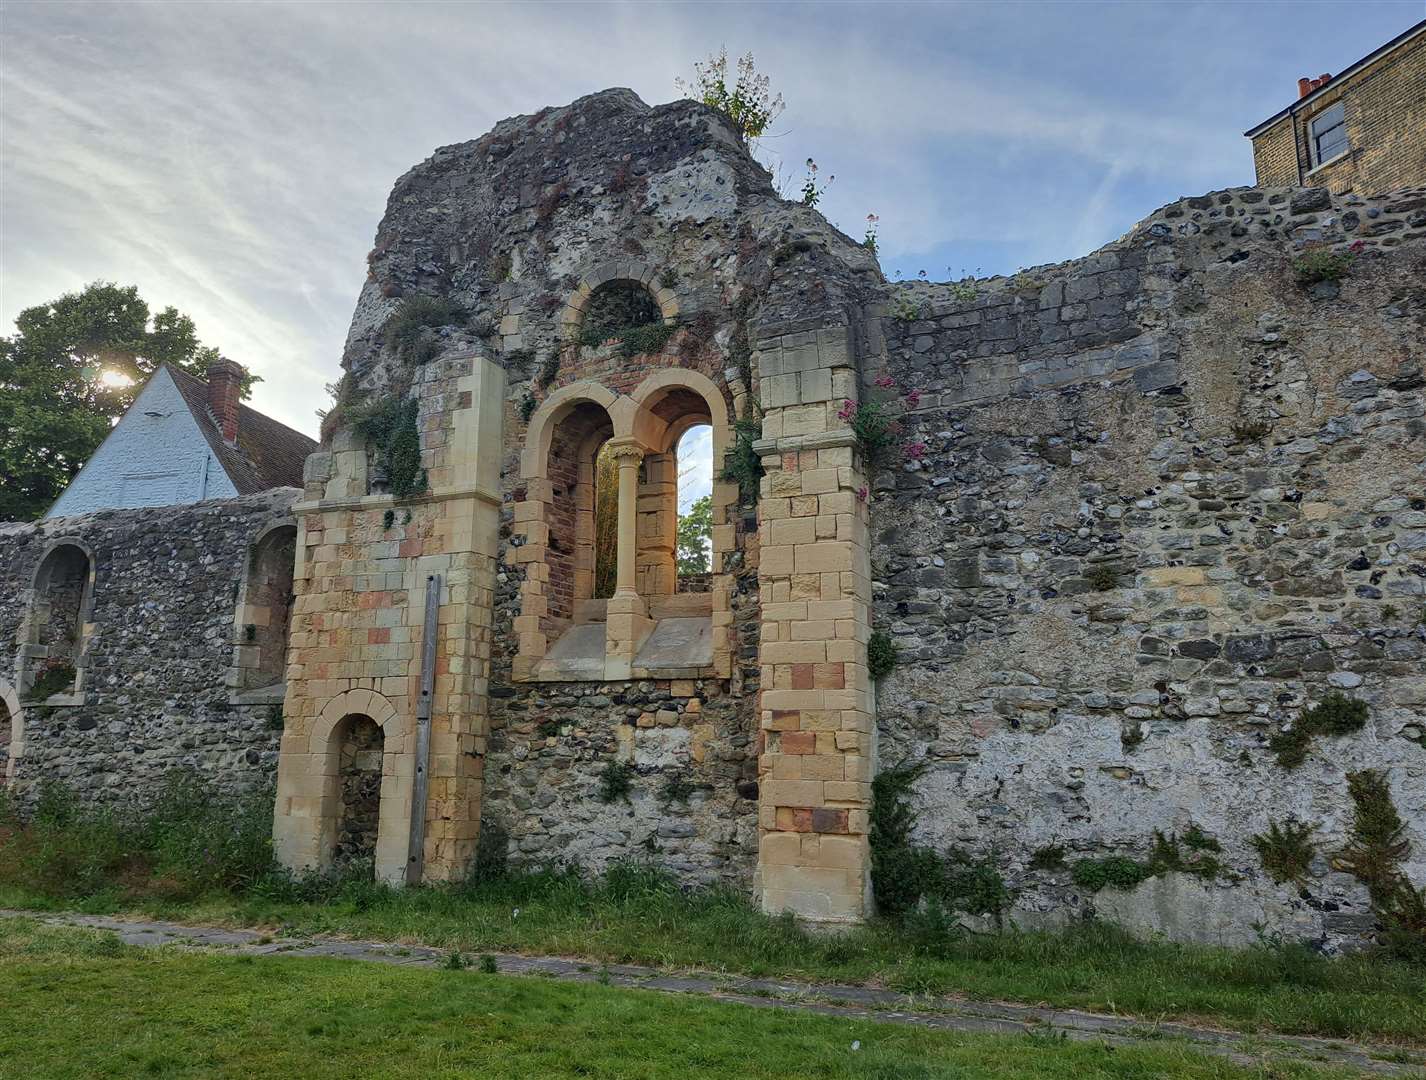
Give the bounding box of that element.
[3,910,1420,1077]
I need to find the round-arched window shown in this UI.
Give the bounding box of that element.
[579,280,662,347]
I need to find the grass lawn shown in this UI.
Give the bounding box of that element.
[5,877,1423,1048]
[0,918,1350,1080]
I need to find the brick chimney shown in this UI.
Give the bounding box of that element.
[1298,72,1332,98]
[206,357,244,444]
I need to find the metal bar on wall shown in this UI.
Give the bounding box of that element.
[406,572,440,886]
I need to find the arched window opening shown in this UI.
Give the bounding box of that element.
[593,442,618,600]
[675,425,714,593]
[334,713,384,872]
[25,543,92,701]
[579,280,662,347]
[237,526,297,692]
[545,401,614,632]
[0,695,12,779]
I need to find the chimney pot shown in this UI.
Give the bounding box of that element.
[1298,77,1313,98]
[206,357,245,444]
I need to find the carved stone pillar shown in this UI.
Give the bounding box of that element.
[604,440,653,677]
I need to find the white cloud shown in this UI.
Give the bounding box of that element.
[3,0,1418,437]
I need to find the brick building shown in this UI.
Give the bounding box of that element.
[1246,19,1425,194]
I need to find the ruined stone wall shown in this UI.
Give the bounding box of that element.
[0,491,299,804]
[871,185,1426,945]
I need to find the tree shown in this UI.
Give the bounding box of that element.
[0,282,256,521]
[676,48,784,144]
[677,495,714,577]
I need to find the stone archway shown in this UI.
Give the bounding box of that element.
[272,688,413,884]
[0,680,20,787]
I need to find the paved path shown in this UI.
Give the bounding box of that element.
[3,909,1421,1077]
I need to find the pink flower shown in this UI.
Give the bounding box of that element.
[904,389,922,408]
[855,486,869,503]
[904,441,927,460]
[874,374,896,389]
[1349,239,1365,253]
[837,399,856,421]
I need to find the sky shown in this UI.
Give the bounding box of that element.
[3,0,1423,448]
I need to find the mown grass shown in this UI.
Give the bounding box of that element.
[2,780,1423,1047]
[0,918,1347,1080]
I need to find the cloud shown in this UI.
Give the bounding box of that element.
[4,0,1420,435]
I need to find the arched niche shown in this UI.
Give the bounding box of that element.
[0,680,20,787]
[303,689,412,884]
[21,539,96,703]
[230,523,298,699]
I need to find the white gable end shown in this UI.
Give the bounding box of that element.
[46,368,239,517]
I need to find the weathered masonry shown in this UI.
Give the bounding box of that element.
[260,87,1425,942]
[1,491,299,798]
[6,87,1423,945]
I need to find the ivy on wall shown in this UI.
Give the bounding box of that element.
[350,397,427,500]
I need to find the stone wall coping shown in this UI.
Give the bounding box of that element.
[753,430,858,456]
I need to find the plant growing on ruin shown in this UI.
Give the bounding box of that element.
[839,375,925,468]
[675,48,784,144]
[661,774,696,805]
[597,760,635,805]
[658,267,679,289]
[519,394,538,424]
[1251,818,1316,884]
[1087,564,1121,591]
[537,350,561,389]
[1030,844,1067,871]
[867,630,898,681]
[863,213,879,254]
[24,659,75,703]
[948,276,978,303]
[891,295,921,321]
[1341,770,1426,961]
[349,396,427,500]
[1071,829,1221,892]
[720,416,764,505]
[1271,692,1369,769]
[800,158,833,208]
[382,295,466,365]
[266,705,284,732]
[1292,240,1363,285]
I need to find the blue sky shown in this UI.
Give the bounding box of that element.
[3,0,1422,442]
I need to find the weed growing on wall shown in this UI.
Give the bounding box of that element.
[24,660,75,703]
[1341,770,1426,961]
[1270,692,1369,769]
[1030,845,1066,871]
[382,296,466,365]
[867,631,898,681]
[675,48,784,144]
[1251,819,1316,884]
[350,396,427,500]
[597,761,635,805]
[1292,240,1363,285]
[719,416,764,505]
[839,375,925,469]
[799,158,833,208]
[869,759,1009,924]
[1071,829,1222,893]
[863,213,879,254]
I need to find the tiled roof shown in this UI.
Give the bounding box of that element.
[167,365,317,493]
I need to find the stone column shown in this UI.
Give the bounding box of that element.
[753,322,874,925]
[605,440,653,677]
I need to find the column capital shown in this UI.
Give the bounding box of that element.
[605,438,647,464]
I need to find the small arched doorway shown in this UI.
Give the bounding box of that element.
[334,713,385,869]
[24,541,94,701]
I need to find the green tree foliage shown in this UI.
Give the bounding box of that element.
[0,281,256,521]
[676,495,713,577]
